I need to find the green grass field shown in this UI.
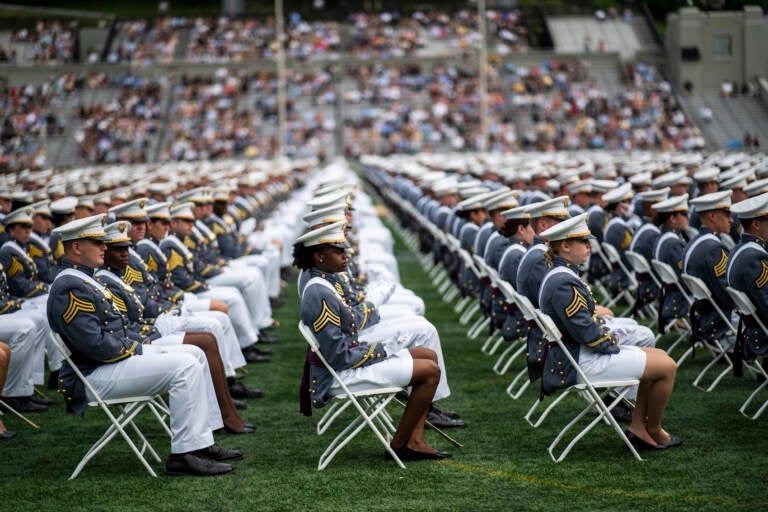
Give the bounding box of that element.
[2,210,767,512]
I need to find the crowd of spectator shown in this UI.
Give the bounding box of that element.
[342,61,516,156]
[106,18,185,65]
[9,20,77,64]
[73,75,166,164]
[514,60,705,152]
[0,74,87,172]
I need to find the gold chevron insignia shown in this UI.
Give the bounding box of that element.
[184,237,196,249]
[755,260,768,288]
[212,223,226,235]
[334,282,345,297]
[565,286,589,318]
[620,231,632,250]
[53,239,64,259]
[62,291,96,324]
[111,294,127,312]
[6,257,23,277]
[122,266,144,285]
[146,253,158,273]
[167,250,184,271]
[28,244,44,259]
[312,299,341,332]
[713,249,728,278]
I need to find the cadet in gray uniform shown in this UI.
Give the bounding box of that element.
[46,214,242,476]
[295,221,451,461]
[682,190,736,345]
[727,193,768,362]
[538,213,680,451]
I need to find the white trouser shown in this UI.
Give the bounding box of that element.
[0,310,46,396]
[603,316,657,399]
[360,316,450,401]
[384,286,426,315]
[207,267,272,329]
[197,286,259,345]
[85,344,220,454]
[20,295,63,372]
[157,311,247,375]
[229,251,281,298]
[181,293,211,312]
[378,304,420,321]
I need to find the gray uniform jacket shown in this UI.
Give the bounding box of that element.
[47,261,142,416]
[300,268,388,408]
[539,257,619,395]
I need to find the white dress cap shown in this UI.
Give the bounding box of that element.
[302,202,347,227]
[636,187,670,204]
[146,201,171,220]
[500,204,531,221]
[52,214,107,241]
[295,220,349,249]
[525,196,570,219]
[539,212,595,241]
[3,206,35,226]
[170,202,195,220]
[652,194,689,213]
[109,198,149,221]
[602,182,634,204]
[103,221,132,245]
[731,192,768,219]
[689,190,732,212]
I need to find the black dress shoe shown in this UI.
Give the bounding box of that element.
[660,436,682,449]
[0,429,16,439]
[243,349,272,364]
[258,332,280,344]
[165,453,234,476]
[233,399,247,410]
[269,297,285,308]
[625,430,664,451]
[31,395,56,406]
[1,396,48,413]
[223,423,255,435]
[232,372,246,380]
[386,446,452,461]
[193,444,243,461]
[430,404,461,420]
[251,346,272,355]
[229,382,264,399]
[426,410,466,429]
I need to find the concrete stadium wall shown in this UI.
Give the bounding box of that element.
[666,6,767,93]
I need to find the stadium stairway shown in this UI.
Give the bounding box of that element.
[679,93,768,149]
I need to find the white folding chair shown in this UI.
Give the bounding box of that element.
[492,280,529,377]
[298,322,406,470]
[49,335,171,479]
[600,242,637,310]
[725,287,768,419]
[651,259,694,361]
[680,274,737,392]
[504,293,539,400]
[535,311,643,463]
[455,247,483,325]
[625,250,660,319]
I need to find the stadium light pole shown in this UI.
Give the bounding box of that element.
[477,0,489,152]
[275,0,288,158]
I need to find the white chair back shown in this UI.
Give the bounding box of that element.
[298,321,406,470]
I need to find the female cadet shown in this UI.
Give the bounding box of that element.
[538,213,681,450]
[294,221,450,461]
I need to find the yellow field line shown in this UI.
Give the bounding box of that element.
[440,460,768,506]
